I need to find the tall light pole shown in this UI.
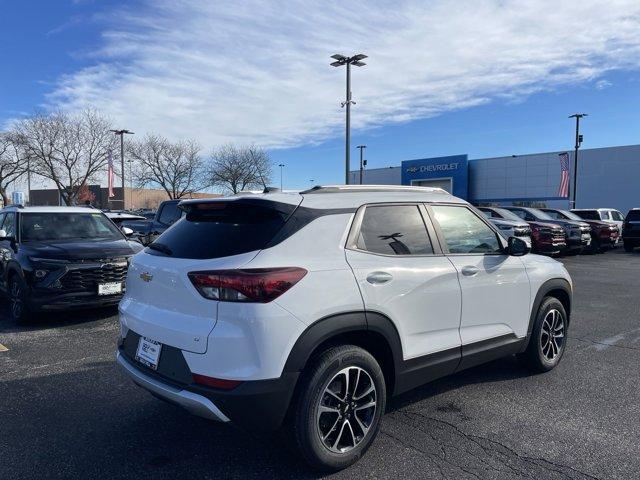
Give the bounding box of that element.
[331,53,367,185]
[568,114,587,208]
[278,163,285,190]
[356,145,367,185]
[110,129,134,209]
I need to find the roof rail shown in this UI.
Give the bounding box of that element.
[300,185,450,195]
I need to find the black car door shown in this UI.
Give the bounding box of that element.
[0,212,15,285]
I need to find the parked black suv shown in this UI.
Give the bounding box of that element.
[0,206,143,323]
[120,199,183,245]
[502,206,591,255]
[622,208,640,252]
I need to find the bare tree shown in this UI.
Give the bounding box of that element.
[209,144,273,194]
[128,134,209,199]
[0,132,29,206]
[16,109,117,205]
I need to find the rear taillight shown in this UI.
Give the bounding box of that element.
[192,373,242,390]
[188,267,307,303]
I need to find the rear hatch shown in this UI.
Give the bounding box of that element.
[121,195,301,354]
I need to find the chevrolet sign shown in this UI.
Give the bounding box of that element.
[406,162,459,174]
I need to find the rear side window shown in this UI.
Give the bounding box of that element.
[158,202,182,225]
[611,211,624,221]
[1,213,14,236]
[600,210,612,220]
[432,205,502,254]
[356,205,433,255]
[150,201,293,259]
[574,210,599,220]
[627,210,640,221]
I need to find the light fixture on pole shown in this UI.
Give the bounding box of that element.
[568,114,587,208]
[356,145,367,185]
[110,129,134,209]
[331,53,367,185]
[278,163,285,190]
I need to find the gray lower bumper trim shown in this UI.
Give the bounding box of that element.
[116,352,230,422]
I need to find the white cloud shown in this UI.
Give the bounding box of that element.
[47,0,640,150]
[595,79,613,89]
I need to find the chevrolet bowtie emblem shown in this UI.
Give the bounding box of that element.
[139,272,153,282]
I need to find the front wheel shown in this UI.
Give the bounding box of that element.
[518,297,568,373]
[8,275,32,324]
[292,345,386,472]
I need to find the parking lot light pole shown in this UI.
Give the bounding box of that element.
[331,54,367,185]
[110,129,134,209]
[357,145,366,184]
[568,114,587,209]
[278,163,285,190]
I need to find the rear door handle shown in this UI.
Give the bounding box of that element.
[461,266,479,276]
[366,272,393,285]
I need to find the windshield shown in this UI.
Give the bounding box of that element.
[573,210,599,220]
[20,212,124,242]
[558,210,583,221]
[493,208,524,222]
[529,208,554,220]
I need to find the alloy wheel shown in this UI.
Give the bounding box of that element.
[9,279,23,320]
[541,309,564,361]
[316,366,377,453]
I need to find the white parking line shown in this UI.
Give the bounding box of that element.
[0,343,8,352]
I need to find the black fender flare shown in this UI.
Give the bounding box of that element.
[282,310,404,377]
[527,278,572,339]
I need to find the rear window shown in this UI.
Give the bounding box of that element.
[626,210,640,221]
[149,201,294,259]
[574,210,599,220]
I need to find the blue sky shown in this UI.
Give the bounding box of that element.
[1,0,640,191]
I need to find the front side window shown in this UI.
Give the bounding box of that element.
[611,211,624,221]
[20,213,123,242]
[600,210,612,220]
[432,205,502,254]
[356,205,433,255]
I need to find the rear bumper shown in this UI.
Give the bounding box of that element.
[117,332,299,431]
[117,352,230,422]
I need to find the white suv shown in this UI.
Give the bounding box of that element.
[116,185,572,471]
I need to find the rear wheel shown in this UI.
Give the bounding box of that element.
[8,275,32,324]
[518,297,567,372]
[292,345,386,472]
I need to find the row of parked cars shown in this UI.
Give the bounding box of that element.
[478,206,638,256]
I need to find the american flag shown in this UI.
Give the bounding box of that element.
[557,152,570,197]
[107,150,115,198]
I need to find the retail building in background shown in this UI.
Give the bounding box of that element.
[350,144,640,212]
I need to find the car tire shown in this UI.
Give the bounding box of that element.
[292,345,386,472]
[624,242,635,252]
[8,274,33,324]
[518,297,568,373]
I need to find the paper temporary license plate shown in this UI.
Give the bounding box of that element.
[135,337,162,370]
[98,282,122,295]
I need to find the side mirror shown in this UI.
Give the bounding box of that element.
[0,229,6,239]
[122,227,134,236]
[508,236,530,256]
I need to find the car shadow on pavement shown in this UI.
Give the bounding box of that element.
[389,355,536,414]
[0,303,118,334]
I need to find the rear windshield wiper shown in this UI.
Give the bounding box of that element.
[147,242,173,256]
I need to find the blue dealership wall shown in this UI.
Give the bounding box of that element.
[401,154,468,198]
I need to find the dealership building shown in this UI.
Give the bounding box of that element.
[349,144,640,213]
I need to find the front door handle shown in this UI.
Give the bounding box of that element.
[461,266,479,276]
[366,271,393,285]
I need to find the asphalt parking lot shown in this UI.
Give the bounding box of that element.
[1,249,639,480]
